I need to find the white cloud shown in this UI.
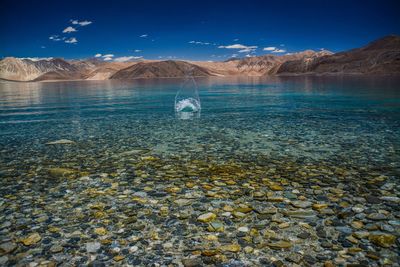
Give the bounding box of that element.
[189,41,212,45]
[263,47,276,51]
[102,54,114,58]
[21,57,53,61]
[63,26,77,33]
[103,57,113,61]
[114,56,143,62]
[219,44,257,50]
[65,37,78,44]
[231,54,238,57]
[49,35,62,41]
[271,49,286,53]
[134,49,141,52]
[140,34,148,38]
[95,53,102,57]
[71,20,92,26]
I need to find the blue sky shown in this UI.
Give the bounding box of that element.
[1,0,399,61]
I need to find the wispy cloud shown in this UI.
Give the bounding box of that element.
[271,49,286,53]
[134,49,141,52]
[219,44,257,53]
[114,56,143,62]
[189,41,211,45]
[65,37,78,44]
[63,26,77,33]
[263,47,276,51]
[49,35,63,41]
[71,20,92,26]
[95,54,102,57]
[263,46,286,53]
[103,57,113,61]
[140,34,148,38]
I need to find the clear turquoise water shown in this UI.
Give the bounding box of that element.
[0,76,400,266]
[0,76,399,166]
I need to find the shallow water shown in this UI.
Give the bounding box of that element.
[0,76,399,266]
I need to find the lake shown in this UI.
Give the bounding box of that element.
[0,76,399,266]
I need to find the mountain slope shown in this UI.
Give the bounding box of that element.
[276,35,400,75]
[110,60,213,79]
[191,50,333,76]
[0,57,79,81]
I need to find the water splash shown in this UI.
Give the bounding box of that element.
[175,68,201,119]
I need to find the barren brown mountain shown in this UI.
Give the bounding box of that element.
[276,35,400,75]
[110,60,212,79]
[1,35,399,82]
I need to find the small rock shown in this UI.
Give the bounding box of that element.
[238,226,249,232]
[182,258,203,267]
[50,244,63,253]
[86,242,101,253]
[367,213,387,221]
[21,233,41,246]
[197,212,216,223]
[0,242,17,254]
[220,244,241,253]
[291,201,312,208]
[46,139,75,145]
[369,233,396,248]
[266,240,292,249]
[94,227,107,235]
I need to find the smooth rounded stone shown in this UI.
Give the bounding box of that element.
[129,245,139,253]
[86,242,101,253]
[297,232,311,239]
[291,200,312,208]
[0,242,17,254]
[320,241,333,248]
[50,244,63,253]
[336,226,353,234]
[284,192,297,199]
[285,252,303,263]
[174,199,192,206]
[312,203,328,210]
[353,231,369,239]
[266,240,292,249]
[197,212,216,223]
[380,196,400,203]
[303,255,317,265]
[284,209,316,219]
[21,233,41,246]
[208,221,224,232]
[46,139,76,145]
[365,196,381,204]
[278,222,290,229]
[94,227,107,235]
[238,226,249,233]
[0,256,8,265]
[182,258,203,267]
[380,224,395,232]
[351,221,364,229]
[369,233,397,248]
[367,213,388,221]
[220,244,241,253]
[352,205,365,213]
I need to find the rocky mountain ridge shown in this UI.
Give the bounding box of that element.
[1,35,399,82]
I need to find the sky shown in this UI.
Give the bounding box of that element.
[1,0,399,61]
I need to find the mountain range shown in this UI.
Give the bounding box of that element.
[1,35,399,82]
